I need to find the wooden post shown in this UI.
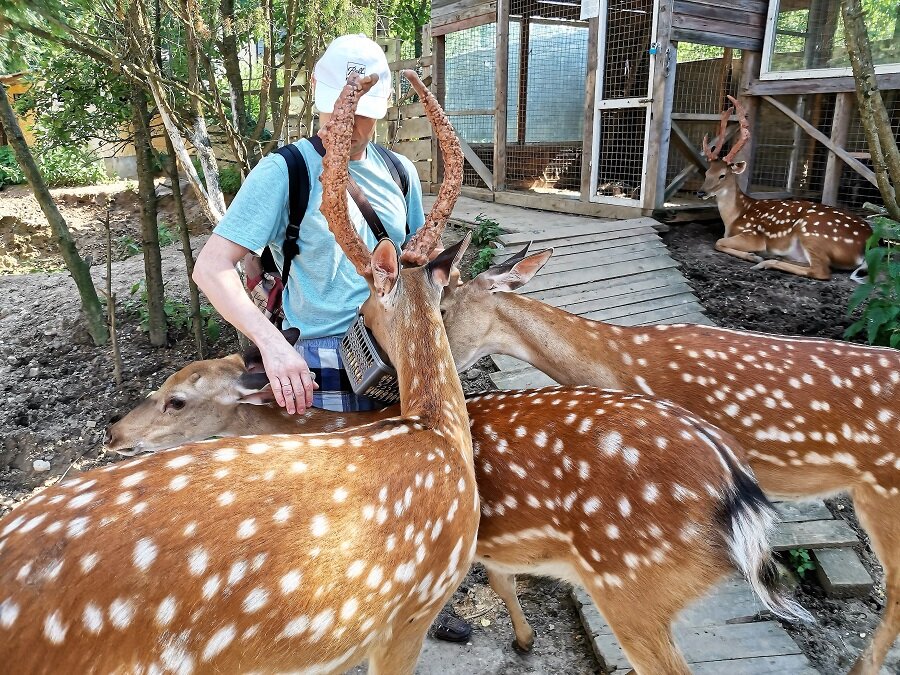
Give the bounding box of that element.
[432,29,446,187]
[580,17,600,202]
[516,16,530,146]
[822,92,853,206]
[737,51,761,192]
[494,0,510,192]
[642,0,675,211]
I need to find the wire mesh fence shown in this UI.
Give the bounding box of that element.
[593,0,653,202]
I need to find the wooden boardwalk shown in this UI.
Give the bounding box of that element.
[440,196,874,673]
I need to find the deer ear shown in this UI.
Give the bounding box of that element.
[371,239,400,297]
[236,372,275,405]
[730,161,748,175]
[476,248,553,292]
[428,232,471,287]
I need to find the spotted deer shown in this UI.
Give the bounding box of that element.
[105,348,811,674]
[438,244,900,675]
[699,95,871,281]
[0,71,480,675]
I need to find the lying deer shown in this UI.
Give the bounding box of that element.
[699,95,871,281]
[106,348,811,673]
[0,71,480,675]
[438,245,900,675]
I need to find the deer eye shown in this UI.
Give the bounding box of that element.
[165,397,186,412]
[719,173,726,179]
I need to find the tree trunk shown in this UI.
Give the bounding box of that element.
[841,0,900,219]
[130,85,168,347]
[219,0,247,136]
[164,134,206,358]
[0,83,108,345]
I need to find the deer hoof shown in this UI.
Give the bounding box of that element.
[512,636,534,653]
[751,259,773,270]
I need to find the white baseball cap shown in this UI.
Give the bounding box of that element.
[313,34,392,120]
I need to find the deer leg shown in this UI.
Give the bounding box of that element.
[751,257,832,280]
[715,234,766,264]
[368,616,434,675]
[848,489,900,675]
[486,566,535,652]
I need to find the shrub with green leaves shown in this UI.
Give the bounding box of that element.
[469,213,503,277]
[0,145,25,187]
[787,548,816,579]
[191,158,242,194]
[845,216,900,347]
[127,281,221,343]
[37,146,109,188]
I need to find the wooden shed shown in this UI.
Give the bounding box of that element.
[428,0,899,219]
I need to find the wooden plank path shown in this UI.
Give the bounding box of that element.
[438,196,873,673]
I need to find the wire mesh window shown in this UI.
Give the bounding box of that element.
[595,108,647,200]
[602,0,654,100]
[665,45,742,193]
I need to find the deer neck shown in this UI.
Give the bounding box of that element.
[394,305,469,439]
[488,293,623,388]
[714,176,753,237]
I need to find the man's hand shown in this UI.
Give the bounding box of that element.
[258,337,319,414]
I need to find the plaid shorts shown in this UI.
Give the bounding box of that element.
[295,335,388,412]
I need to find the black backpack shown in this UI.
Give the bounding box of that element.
[260,136,411,283]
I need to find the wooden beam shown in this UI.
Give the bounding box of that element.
[644,0,677,211]
[664,162,701,202]
[670,121,709,172]
[736,50,761,191]
[432,32,446,187]
[431,12,496,36]
[458,136,494,188]
[493,0,509,191]
[822,92,853,206]
[761,95,877,188]
[580,17,600,202]
[746,72,900,96]
[446,109,495,116]
[516,16,530,145]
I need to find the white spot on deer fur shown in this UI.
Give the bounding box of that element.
[170,475,189,491]
[168,455,193,469]
[281,615,309,638]
[0,599,19,629]
[116,492,133,505]
[80,553,99,574]
[623,447,640,467]
[601,431,622,456]
[67,517,89,538]
[606,524,620,539]
[68,492,97,509]
[121,471,148,488]
[202,624,236,661]
[218,491,236,506]
[347,560,365,578]
[82,602,103,634]
[20,513,47,534]
[510,463,527,479]
[340,598,358,621]
[578,418,593,434]
[311,514,329,537]
[156,597,177,627]
[227,561,248,587]
[133,538,158,571]
[109,598,135,630]
[333,487,348,503]
[237,519,257,539]
[202,574,222,600]
[43,610,67,644]
[618,496,632,517]
[184,522,198,537]
[583,497,601,515]
[643,483,659,503]
[242,588,268,614]
[724,403,740,417]
[273,506,292,523]
[188,547,209,576]
[534,430,548,447]
[291,461,308,473]
[215,448,237,461]
[279,570,302,595]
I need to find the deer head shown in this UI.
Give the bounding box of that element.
[699,95,751,200]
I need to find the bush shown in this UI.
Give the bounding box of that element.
[38,147,109,188]
[845,216,900,347]
[468,213,503,276]
[128,281,221,343]
[191,157,242,194]
[0,145,25,187]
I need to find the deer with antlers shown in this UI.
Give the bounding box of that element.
[699,95,871,281]
[0,71,480,675]
[105,348,812,673]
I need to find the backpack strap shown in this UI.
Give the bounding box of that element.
[272,143,310,283]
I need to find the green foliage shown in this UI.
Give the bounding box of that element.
[118,223,176,257]
[191,158,242,194]
[0,145,25,186]
[469,213,503,276]
[845,217,900,347]
[37,146,109,187]
[788,548,816,579]
[471,213,502,248]
[127,281,221,343]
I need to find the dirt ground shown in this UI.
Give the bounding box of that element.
[0,183,597,674]
[664,220,898,675]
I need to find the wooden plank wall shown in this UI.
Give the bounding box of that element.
[671,0,766,51]
[432,0,497,35]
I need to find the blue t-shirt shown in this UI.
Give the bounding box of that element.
[214,139,426,339]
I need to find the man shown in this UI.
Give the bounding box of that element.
[192,34,471,643]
